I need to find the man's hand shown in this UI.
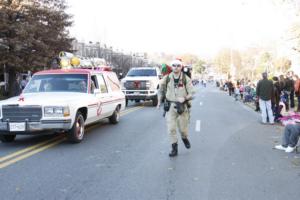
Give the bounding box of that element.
[185,94,192,101]
[156,101,161,109]
[177,97,185,103]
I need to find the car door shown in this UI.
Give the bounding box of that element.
[95,74,111,118]
[86,75,101,124]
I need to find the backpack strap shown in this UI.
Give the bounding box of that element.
[163,73,189,97]
[182,73,188,95]
[161,74,170,101]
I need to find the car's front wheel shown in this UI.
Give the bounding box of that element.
[109,106,120,124]
[0,134,16,143]
[152,95,158,106]
[67,112,85,143]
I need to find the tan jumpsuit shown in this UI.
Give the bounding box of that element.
[160,72,195,144]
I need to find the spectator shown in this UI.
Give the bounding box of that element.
[294,75,300,112]
[203,79,206,87]
[279,93,287,115]
[249,83,260,112]
[279,75,285,92]
[282,74,293,111]
[256,72,274,124]
[272,76,281,122]
[243,82,252,103]
[239,84,244,100]
[234,85,239,101]
[12,75,22,96]
[20,76,28,89]
[286,71,295,109]
[227,80,233,96]
[275,123,300,153]
[224,82,228,91]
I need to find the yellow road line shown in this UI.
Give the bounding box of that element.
[0,106,144,169]
[0,135,64,163]
[85,106,143,132]
[122,106,143,112]
[121,106,143,115]
[0,137,66,169]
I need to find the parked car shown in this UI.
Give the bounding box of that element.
[121,67,161,106]
[0,67,125,143]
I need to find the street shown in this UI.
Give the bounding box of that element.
[0,83,299,200]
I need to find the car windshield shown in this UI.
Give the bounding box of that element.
[23,74,89,93]
[126,69,157,77]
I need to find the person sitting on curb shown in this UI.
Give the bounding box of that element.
[275,123,300,153]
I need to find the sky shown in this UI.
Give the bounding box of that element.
[66,0,298,57]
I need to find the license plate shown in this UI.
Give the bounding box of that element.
[9,122,25,132]
[133,92,140,95]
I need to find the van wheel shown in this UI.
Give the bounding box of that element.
[0,134,16,143]
[109,106,120,124]
[67,112,85,143]
[152,96,158,106]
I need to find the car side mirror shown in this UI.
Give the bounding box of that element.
[93,88,101,94]
[158,75,162,79]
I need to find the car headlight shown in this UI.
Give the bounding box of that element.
[44,106,70,117]
[146,81,151,89]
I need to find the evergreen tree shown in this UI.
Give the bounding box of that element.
[0,0,73,96]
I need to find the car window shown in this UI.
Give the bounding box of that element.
[25,79,41,92]
[106,73,120,92]
[97,75,108,93]
[91,75,99,93]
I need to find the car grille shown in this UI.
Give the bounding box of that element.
[2,105,42,122]
[124,81,147,90]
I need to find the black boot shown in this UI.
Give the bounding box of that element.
[182,138,191,149]
[169,143,178,157]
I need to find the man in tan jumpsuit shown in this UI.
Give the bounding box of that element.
[158,59,194,157]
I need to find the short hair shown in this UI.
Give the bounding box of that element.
[262,72,267,78]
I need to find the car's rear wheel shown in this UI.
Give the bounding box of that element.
[0,134,16,143]
[109,106,120,124]
[67,112,85,143]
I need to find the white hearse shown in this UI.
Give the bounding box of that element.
[0,67,125,143]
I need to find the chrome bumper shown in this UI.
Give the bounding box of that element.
[123,90,158,98]
[0,119,72,134]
